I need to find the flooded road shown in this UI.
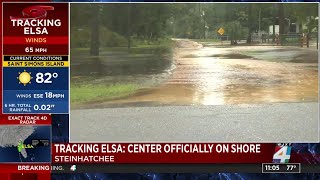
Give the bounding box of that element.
[96,39,318,107]
[71,40,319,142]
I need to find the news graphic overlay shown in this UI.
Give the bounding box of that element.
[273,143,292,163]
[262,163,300,173]
[0,3,68,179]
[0,126,51,163]
[52,143,271,164]
[2,3,69,114]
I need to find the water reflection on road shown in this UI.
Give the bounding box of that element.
[81,40,319,107]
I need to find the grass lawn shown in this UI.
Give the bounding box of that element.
[70,38,174,105]
[71,83,139,105]
[71,39,173,55]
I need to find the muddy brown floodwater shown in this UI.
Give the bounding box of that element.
[96,39,318,107]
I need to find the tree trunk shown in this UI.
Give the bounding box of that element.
[203,15,206,39]
[272,4,276,42]
[90,5,100,56]
[127,4,132,49]
[272,23,276,42]
[278,3,285,45]
[199,4,202,39]
[246,4,253,43]
[231,28,235,45]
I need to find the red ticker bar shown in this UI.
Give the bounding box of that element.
[52,143,276,163]
[0,164,51,173]
[0,114,51,125]
[0,164,51,180]
[0,173,51,180]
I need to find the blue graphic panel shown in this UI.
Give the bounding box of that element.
[3,67,69,113]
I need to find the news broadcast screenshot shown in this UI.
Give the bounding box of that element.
[0,0,319,179]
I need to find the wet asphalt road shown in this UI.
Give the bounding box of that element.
[70,102,318,142]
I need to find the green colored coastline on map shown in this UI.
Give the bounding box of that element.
[17,141,23,153]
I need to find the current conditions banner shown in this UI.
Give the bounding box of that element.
[2,3,69,114]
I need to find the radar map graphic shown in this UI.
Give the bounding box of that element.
[0,126,51,162]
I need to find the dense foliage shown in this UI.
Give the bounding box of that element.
[70,3,318,55]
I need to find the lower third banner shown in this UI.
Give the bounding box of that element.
[52,143,279,163]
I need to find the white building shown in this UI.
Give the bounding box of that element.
[268,24,300,34]
[269,25,279,35]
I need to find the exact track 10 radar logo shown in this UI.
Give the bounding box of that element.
[273,143,292,163]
